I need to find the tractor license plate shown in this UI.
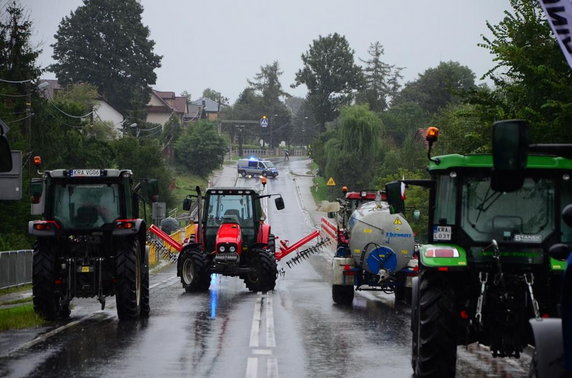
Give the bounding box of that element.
[80,266,91,273]
[70,169,101,177]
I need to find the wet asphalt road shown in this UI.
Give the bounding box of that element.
[0,158,531,377]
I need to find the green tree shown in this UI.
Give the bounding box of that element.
[0,1,42,249]
[174,121,227,177]
[112,137,175,207]
[50,0,162,118]
[356,42,403,113]
[247,61,291,147]
[322,105,382,189]
[476,0,572,143]
[202,88,229,106]
[393,61,476,115]
[293,33,365,132]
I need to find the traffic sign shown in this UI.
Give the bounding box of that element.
[260,117,268,128]
[326,177,336,186]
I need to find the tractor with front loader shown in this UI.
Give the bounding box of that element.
[387,120,571,377]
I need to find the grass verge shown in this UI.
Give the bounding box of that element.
[0,304,46,331]
[0,284,32,297]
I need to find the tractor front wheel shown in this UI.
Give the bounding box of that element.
[180,248,210,292]
[413,271,457,377]
[244,250,277,292]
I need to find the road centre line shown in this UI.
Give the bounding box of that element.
[246,357,258,378]
[265,295,276,347]
[249,296,262,347]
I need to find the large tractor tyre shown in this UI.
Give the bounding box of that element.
[180,249,210,292]
[332,284,354,306]
[395,273,412,304]
[32,244,69,320]
[140,247,150,317]
[411,277,420,371]
[413,271,457,378]
[116,238,142,321]
[244,250,277,292]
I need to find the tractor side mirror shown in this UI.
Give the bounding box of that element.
[275,196,285,210]
[182,197,192,211]
[0,135,12,172]
[385,181,405,214]
[491,120,528,193]
[549,243,571,261]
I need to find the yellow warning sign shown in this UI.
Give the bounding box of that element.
[393,218,402,225]
[326,177,336,186]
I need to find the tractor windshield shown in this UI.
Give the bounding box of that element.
[461,176,555,243]
[51,183,121,229]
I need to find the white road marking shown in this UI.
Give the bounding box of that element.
[249,296,262,347]
[246,357,258,378]
[149,275,179,289]
[265,295,276,347]
[252,349,273,355]
[247,293,279,378]
[267,357,279,378]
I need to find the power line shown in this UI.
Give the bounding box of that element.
[0,78,34,84]
[50,102,94,119]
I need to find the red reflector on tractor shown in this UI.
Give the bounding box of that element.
[33,221,60,231]
[437,267,449,271]
[116,219,136,229]
[54,279,62,285]
[425,247,459,258]
[460,310,469,320]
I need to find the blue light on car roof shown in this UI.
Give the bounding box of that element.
[249,156,257,161]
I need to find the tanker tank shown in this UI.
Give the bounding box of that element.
[347,201,414,275]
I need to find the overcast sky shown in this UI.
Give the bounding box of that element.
[22,0,512,104]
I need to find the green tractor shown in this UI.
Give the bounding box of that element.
[386,120,572,376]
[28,159,157,321]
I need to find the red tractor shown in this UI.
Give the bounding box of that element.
[171,185,284,292]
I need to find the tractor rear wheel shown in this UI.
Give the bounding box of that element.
[180,248,210,292]
[244,250,277,292]
[332,284,354,306]
[413,271,457,377]
[116,238,142,320]
[32,242,69,320]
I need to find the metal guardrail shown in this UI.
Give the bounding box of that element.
[0,249,33,289]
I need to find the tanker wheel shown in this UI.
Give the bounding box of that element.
[414,271,457,377]
[116,238,142,321]
[180,249,210,292]
[244,250,277,292]
[32,242,68,320]
[332,285,354,306]
[140,247,150,317]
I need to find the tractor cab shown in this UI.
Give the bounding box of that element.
[202,188,262,252]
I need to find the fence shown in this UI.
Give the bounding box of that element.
[0,249,33,289]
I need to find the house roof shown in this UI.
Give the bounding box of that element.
[151,89,187,115]
[191,97,220,113]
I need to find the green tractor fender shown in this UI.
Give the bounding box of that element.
[419,243,468,270]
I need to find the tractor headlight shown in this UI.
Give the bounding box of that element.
[218,245,226,253]
[229,245,236,253]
